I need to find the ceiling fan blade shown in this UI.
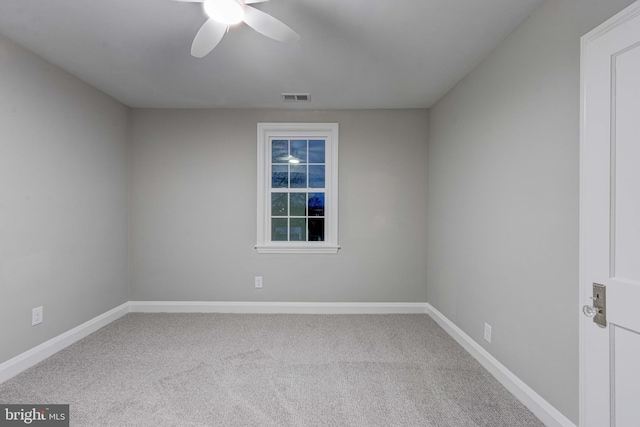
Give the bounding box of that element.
[191,19,228,58]
[242,5,300,43]
[244,0,270,3]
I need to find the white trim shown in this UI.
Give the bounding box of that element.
[0,301,424,384]
[425,304,576,427]
[580,1,640,44]
[254,245,340,254]
[579,18,590,427]
[256,123,339,253]
[130,301,428,314]
[0,302,130,384]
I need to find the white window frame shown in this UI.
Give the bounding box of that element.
[256,123,339,254]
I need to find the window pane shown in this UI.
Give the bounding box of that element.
[272,165,288,188]
[272,140,289,163]
[309,140,325,163]
[309,165,325,188]
[309,218,325,241]
[272,218,288,241]
[290,218,306,241]
[291,140,307,163]
[271,193,288,216]
[290,165,307,188]
[308,193,324,216]
[290,193,306,216]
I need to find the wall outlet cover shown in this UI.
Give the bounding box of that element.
[32,306,43,326]
[484,322,492,343]
[255,276,263,289]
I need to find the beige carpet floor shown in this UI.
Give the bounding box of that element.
[0,313,544,426]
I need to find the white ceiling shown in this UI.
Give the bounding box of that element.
[0,0,545,109]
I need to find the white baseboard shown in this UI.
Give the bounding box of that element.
[130,301,429,314]
[0,302,130,384]
[425,303,576,427]
[0,300,427,384]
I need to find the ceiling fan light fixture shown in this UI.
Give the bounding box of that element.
[204,0,244,25]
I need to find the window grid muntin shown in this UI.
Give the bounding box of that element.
[269,138,326,242]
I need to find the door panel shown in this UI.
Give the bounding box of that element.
[612,326,640,425]
[580,3,640,427]
[612,44,640,281]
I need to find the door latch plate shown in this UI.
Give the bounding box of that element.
[592,283,606,328]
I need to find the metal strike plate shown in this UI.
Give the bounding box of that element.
[592,283,607,328]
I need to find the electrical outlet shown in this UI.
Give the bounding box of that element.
[255,276,263,289]
[484,322,492,343]
[32,306,43,326]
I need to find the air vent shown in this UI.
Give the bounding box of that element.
[282,93,311,102]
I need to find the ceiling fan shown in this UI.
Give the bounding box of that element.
[175,0,300,58]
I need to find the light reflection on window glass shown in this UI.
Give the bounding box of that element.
[272,140,288,163]
[291,140,307,163]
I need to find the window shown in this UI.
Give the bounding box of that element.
[256,123,339,254]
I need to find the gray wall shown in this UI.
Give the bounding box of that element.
[426,0,635,423]
[130,109,428,302]
[0,35,130,363]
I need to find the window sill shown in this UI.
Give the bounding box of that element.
[255,245,340,254]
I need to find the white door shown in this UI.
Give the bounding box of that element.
[580,2,640,427]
